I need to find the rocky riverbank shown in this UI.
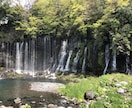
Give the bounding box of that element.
[0,81,83,108]
[0,94,83,108]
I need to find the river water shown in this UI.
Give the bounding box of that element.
[0,78,66,107]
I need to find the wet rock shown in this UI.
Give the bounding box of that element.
[31,101,36,104]
[58,106,65,108]
[117,88,125,94]
[60,99,67,104]
[40,95,43,98]
[47,104,58,108]
[14,97,21,104]
[0,101,2,104]
[0,105,13,108]
[67,106,73,108]
[20,105,26,108]
[84,90,95,100]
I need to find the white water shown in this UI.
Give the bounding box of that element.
[56,40,67,72]
[82,47,87,73]
[64,50,73,72]
[111,50,117,71]
[30,40,35,76]
[125,56,131,75]
[24,42,28,74]
[103,45,110,74]
[72,50,80,72]
[5,43,9,71]
[15,42,23,74]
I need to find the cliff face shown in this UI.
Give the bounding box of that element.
[0,37,131,76]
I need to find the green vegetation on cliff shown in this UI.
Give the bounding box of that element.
[0,0,131,56]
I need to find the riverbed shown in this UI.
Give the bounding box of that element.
[0,78,81,108]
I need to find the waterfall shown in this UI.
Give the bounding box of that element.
[15,42,23,74]
[103,45,110,74]
[5,43,9,71]
[64,50,73,72]
[42,37,52,74]
[126,56,131,75]
[72,50,80,73]
[51,39,58,72]
[30,40,35,76]
[56,40,67,72]
[82,47,87,73]
[24,42,28,74]
[43,37,47,71]
[111,50,117,71]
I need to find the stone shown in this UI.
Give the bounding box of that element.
[40,95,43,98]
[67,106,73,108]
[31,101,36,104]
[96,97,102,101]
[47,104,58,108]
[0,105,13,108]
[84,90,95,100]
[120,81,128,86]
[0,101,2,104]
[20,104,31,108]
[14,97,21,104]
[115,83,121,87]
[117,88,125,94]
[58,106,65,108]
[20,105,26,108]
[60,99,67,104]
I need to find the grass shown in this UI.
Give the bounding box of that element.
[59,73,132,108]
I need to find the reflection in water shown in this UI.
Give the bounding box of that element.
[0,79,61,101]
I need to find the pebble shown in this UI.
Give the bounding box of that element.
[31,101,36,104]
[14,97,21,104]
[67,106,73,108]
[0,105,13,108]
[117,88,125,94]
[58,106,65,108]
[60,99,67,104]
[0,101,2,104]
[47,104,58,108]
[120,81,128,86]
[115,83,121,87]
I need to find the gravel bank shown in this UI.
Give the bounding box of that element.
[30,82,65,93]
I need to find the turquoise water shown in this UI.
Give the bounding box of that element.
[0,79,60,101]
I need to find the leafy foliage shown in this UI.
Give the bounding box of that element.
[0,0,132,54]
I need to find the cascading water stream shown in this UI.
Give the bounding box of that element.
[24,42,28,74]
[126,56,131,75]
[43,37,47,72]
[111,50,117,71]
[103,45,110,74]
[30,40,35,76]
[56,40,67,72]
[82,47,87,73]
[5,43,9,71]
[72,50,80,73]
[15,42,23,74]
[64,50,73,72]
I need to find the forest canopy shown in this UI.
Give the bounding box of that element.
[0,0,132,55]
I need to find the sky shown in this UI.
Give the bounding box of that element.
[12,0,36,8]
